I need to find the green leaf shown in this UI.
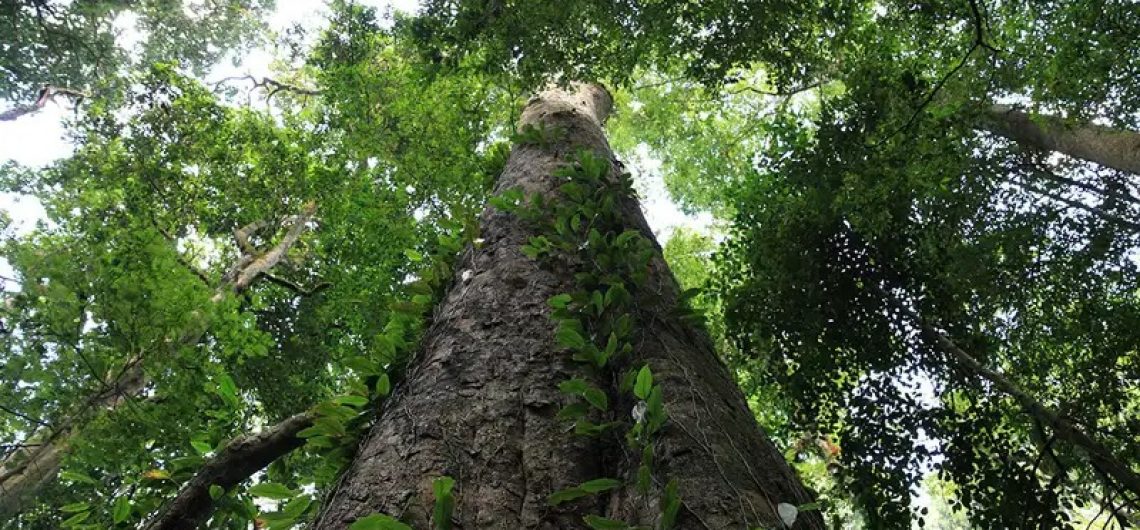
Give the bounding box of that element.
[344,356,381,376]
[661,479,681,529]
[604,283,630,307]
[216,373,239,407]
[112,495,132,523]
[433,476,456,499]
[404,249,424,262]
[334,394,369,408]
[60,471,98,485]
[557,402,590,420]
[636,463,652,494]
[574,419,616,436]
[283,496,312,518]
[375,373,392,397]
[633,365,653,400]
[61,511,90,528]
[555,327,587,351]
[558,378,590,395]
[584,515,629,529]
[547,293,572,309]
[313,416,347,438]
[60,502,91,513]
[209,484,225,500]
[248,482,297,500]
[583,387,609,411]
[190,439,213,455]
[547,487,589,506]
[614,230,640,248]
[579,478,621,493]
[348,514,413,530]
[432,476,455,530]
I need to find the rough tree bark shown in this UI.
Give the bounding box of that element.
[0,203,318,517]
[312,84,821,529]
[982,105,1140,176]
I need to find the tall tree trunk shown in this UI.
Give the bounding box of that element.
[982,105,1140,175]
[312,84,820,529]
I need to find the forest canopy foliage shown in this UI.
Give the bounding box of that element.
[1,0,1139,528]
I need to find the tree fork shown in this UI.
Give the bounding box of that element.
[311,84,820,529]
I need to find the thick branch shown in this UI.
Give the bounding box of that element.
[1020,163,1140,206]
[225,202,317,295]
[0,85,88,122]
[0,361,146,514]
[141,412,314,530]
[983,105,1140,175]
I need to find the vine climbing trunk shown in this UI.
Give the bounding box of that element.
[312,84,820,529]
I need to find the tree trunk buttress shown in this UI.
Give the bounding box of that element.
[983,105,1140,175]
[312,84,821,530]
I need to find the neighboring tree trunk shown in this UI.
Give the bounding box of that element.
[981,105,1140,175]
[312,84,820,529]
[0,203,317,517]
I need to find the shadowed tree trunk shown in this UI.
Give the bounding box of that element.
[982,105,1140,175]
[312,84,821,530]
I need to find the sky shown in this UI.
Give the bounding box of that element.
[0,0,706,244]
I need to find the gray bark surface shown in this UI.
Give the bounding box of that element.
[983,105,1140,175]
[313,85,820,530]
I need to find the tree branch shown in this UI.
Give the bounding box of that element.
[213,74,322,103]
[263,273,331,297]
[224,202,317,294]
[877,288,1140,500]
[141,412,315,530]
[0,404,47,427]
[0,85,88,122]
[1005,176,1140,233]
[1,202,319,516]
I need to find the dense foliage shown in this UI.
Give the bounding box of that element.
[2,0,1138,528]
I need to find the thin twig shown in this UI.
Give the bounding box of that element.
[0,404,48,427]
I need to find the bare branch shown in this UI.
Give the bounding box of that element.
[213,74,322,102]
[224,202,318,295]
[0,85,89,122]
[233,219,270,255]
[0,404,47,427]
[263,273,331,297]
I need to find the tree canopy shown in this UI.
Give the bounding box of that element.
[1,0,1139,528]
